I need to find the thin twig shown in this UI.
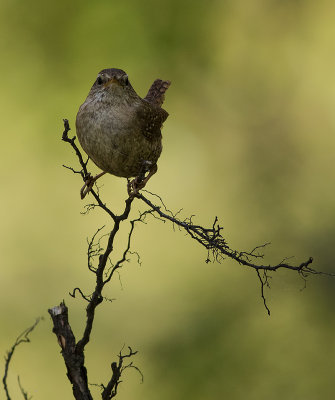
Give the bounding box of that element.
[17,376,31,400]
[102,346,142,400]
[256,270,271,316]
[3,318,41,400]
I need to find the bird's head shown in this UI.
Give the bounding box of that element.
[88,68,137,102]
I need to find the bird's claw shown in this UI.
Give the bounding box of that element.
[80,174,95,199]
[127,177,144,197]
[80,171,106,199]
[127,162,158,198]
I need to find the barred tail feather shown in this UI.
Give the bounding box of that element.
[145,79,171,107]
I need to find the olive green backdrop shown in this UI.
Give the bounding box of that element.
[1,0,335,399]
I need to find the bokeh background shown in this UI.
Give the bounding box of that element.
[1,0,335,399]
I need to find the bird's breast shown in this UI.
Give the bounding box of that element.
[76,98,162,178]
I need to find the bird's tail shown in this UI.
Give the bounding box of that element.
[145,79,171,107]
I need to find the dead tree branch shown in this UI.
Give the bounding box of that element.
[61,119,324,278]
[48,192,143,399]
[17,376,31,400]
[137,192,319,277]
[48,302,92,400]
[101,346,143,400]
[47,118,333,399]
[47,120,147,399]
[3,318,41,400]
[60,118,335,313]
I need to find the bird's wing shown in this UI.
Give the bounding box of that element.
[136,101,169,141]
[144,79,171,107]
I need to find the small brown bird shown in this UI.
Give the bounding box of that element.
[76,68,170,198]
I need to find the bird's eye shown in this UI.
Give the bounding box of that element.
[97,76,103,85]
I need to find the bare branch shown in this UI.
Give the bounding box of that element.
[102,346,142,400]
[62,119,116,220]
[48,121,144,398]
[17,376,31,400]
[69,287,91,302]
[87,226,106,273]
[75,196,134,354]
[3,318,41,400]
[104,210,153,284]
[136,192,320,274]
[50,117,334,400]
[60,118,334,316]
[48,302,93,400]
[63,164,82,175]
[256,270,271,316]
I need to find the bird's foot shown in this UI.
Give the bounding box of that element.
[80,174,94,199]
[127,177,146,197]
[127,162,158,197]
[80,171,106,199]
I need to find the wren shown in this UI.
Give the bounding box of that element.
[76,68,170,198]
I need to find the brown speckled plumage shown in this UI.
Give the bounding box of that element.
[76,68,170,179]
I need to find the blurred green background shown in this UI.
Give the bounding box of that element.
[1,0,335,399]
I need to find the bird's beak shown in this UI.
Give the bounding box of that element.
[104,77,120,88]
